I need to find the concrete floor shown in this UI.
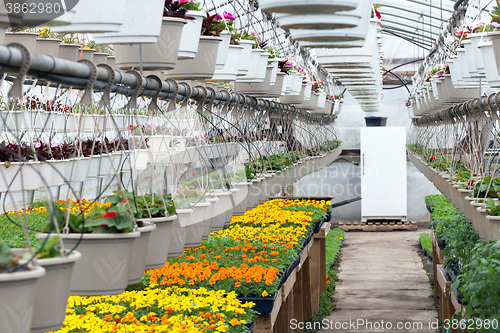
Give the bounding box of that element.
[318,230,439,333]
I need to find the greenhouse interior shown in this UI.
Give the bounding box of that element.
[0,0,499,332]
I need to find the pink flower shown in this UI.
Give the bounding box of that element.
[34,142,41,149]
[216,13,223,20]
[223,11,234,20]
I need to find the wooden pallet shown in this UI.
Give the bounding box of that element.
[338,220,418,231]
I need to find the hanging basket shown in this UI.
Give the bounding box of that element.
[52,0,127,33]
[280,82,312,104]
[215,31,232,70]
[258,0,360,14]
[211,44,245,81]
[236,65,275,95]
[38,232,140,296]
[57,43,81,62]
[114,17,186,70]
[34,38,61,57]
[236,49,269,83]
[0,265,46,333]
[165,35,222,79]
[237,40,255,76]
[128,221,156,284]
[24,250,81,333]
[0,161,43,192]
[168,211,191,257]
[4,32,38,53]
[93,0,164,44]
[288,5,370,42]
[277,9,361,30]
[177,10,206,59]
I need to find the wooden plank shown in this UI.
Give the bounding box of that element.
[450,289,465,314]
[436,264,451,294]
[339,221,418,232]
[302,256,313,321]
[292,267,304,332]
[310,238,321,314]
[314,221,331,239]
[282,267,297,301]
[254,314,272,333]
[269,288,283,325]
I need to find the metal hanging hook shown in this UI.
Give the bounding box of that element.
[78,59,98,106]
[97,63,115,109]
[7,43,31,102]
[146,74,162,112]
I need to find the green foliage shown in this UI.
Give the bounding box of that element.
[0,211,46,248]
[106,190,176,219]
[419,233,432,257]
[485,198,500,216]
[491,0,500,23]
[43,203,134,234]
[470,177,500,198]
[282,204,327,224]
[181,0,201,11]
[326,228,344,266]
[35,236,61,259]
[0,241,17,273]
[455,240,500,330]
[426,195,500,326]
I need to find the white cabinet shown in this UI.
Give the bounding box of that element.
[360,127,407,221]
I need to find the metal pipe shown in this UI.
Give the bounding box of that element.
[412,90,500,126]
[0,44,331,124]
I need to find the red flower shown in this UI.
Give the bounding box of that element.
[128,125,134,130]
[122,199,127,205]
[468,179,475,186]
[375,10,381,19]
[102,224,108,228]
[103,211,117,218]
[430,156,436,161]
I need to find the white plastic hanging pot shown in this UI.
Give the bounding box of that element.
[215,31,232,69]
[296,92,320,110]
[0,162,42,192]
[211,44,244,81]
[236,49,268,82]
[299,39,365,48]
[165,35,222,79]
[57,43,80,62]
[128,221,156,284]
[288,3,371,42]
[52,0,127,33]
[0,265,46,333]
[280,82,311,104]
[258,0,360,14]
[93,53,109,65]
[177,10,206,59]
[25,250,81,333]
[479,41,500,88]
[236,65,277,95]
[34,38,61,57]
[461,40,482,79]
[468,33,487,76]
[38,232,140,296]
[487,31,500,74]
[237,40,255,76]
[4,32,38,53]
[114,17,186,70]
[93,0,164,44]
[277,6,362,30]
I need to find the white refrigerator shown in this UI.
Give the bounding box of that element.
[360,127,407,222]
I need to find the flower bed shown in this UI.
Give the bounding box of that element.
[145,199,329,299]
[41,198,330,331]
[52,287,255,333]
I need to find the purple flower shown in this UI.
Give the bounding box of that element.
[216,13,223,20]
